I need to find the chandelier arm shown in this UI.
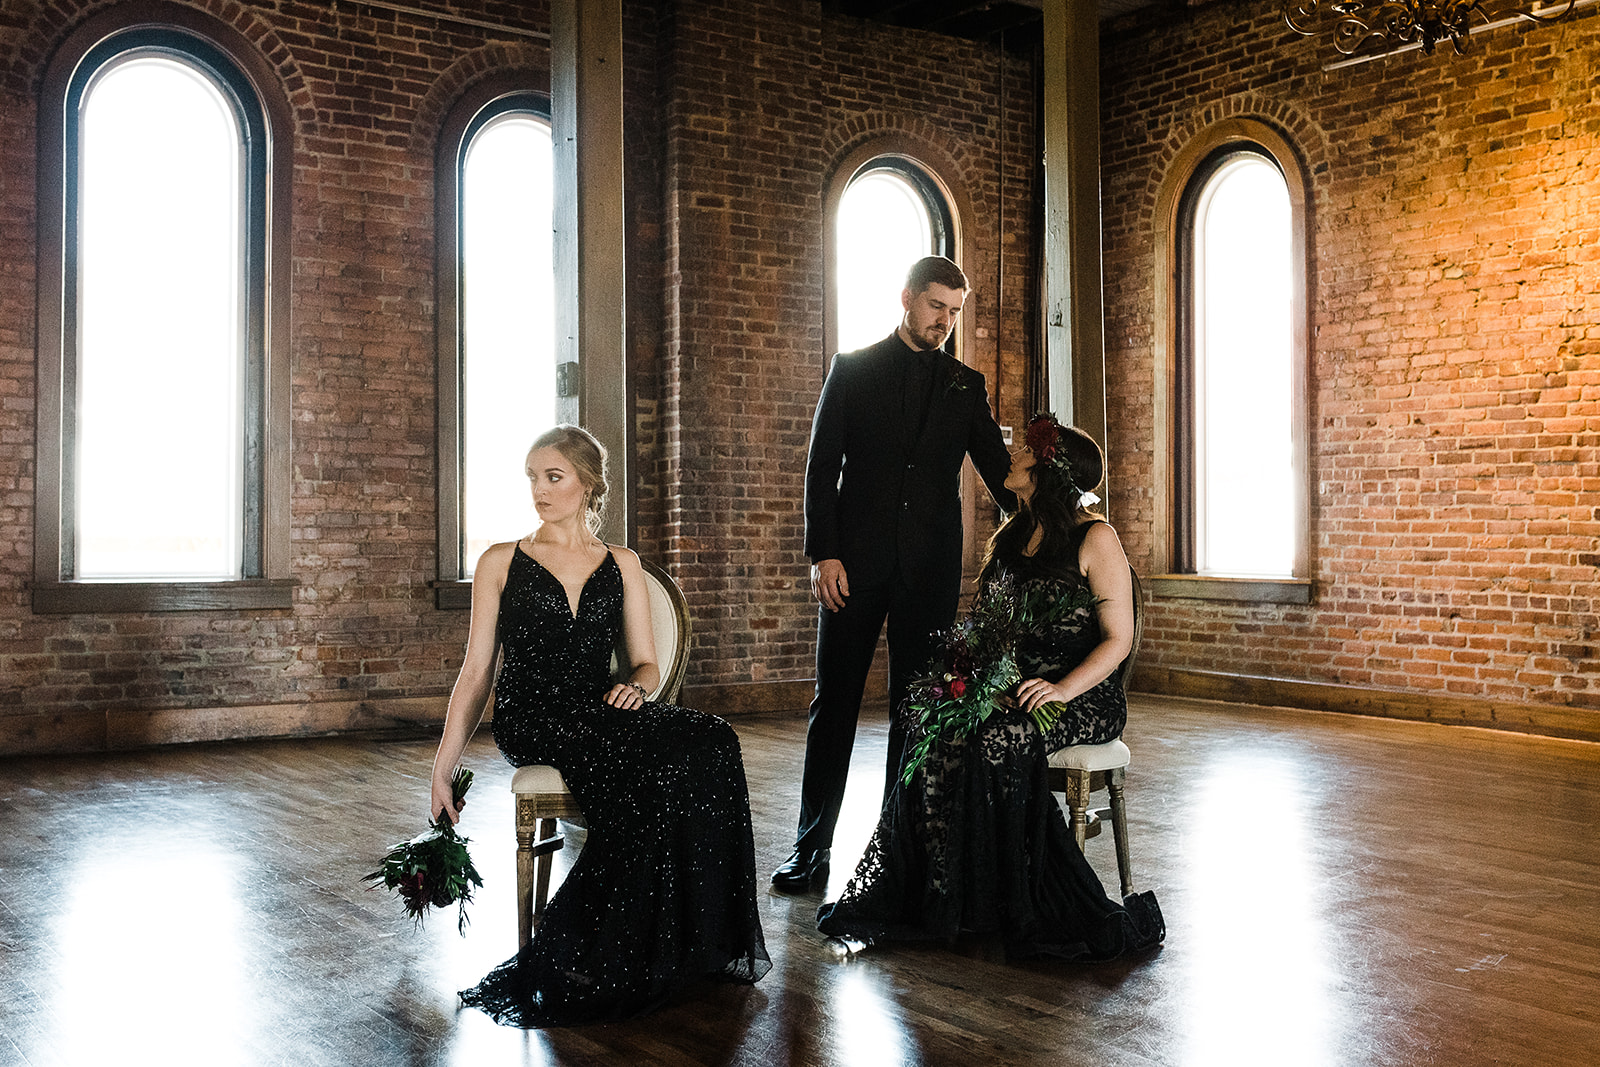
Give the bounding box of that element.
[1516,0,1577,21]
[1286,0,1580,56]
[1284,0,1327,35]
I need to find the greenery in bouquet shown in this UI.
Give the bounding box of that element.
[900,572,1101,786]
[363,766,483,935]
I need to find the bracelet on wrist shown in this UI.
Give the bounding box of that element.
[626,681,648,700]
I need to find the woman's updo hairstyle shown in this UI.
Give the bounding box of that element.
[978,414,1105,585]
[1024,416,1104,520]
[529,424,608,532]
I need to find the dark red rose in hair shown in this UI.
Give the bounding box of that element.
[1024,416,1059,462]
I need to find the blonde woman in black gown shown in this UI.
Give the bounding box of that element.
[429,425,769,1027]
[817,414,1164,960]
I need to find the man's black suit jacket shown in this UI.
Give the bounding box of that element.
[804,332,1017,598]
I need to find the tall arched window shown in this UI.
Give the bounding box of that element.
[436,87,556,597]
[833,158,954,353]
[77,52,245,579]
[1153,121,1311,603]
[461,106,555,569]
[824,140,986,574]
[1185,150,1294,576]
[35,10,292,613]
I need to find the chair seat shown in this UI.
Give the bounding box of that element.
[1046,737,1131,773]
[511,764,569,794]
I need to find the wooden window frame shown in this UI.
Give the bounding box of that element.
[822,138,992,577]
[434,76,552,610]
[32,2,293,614]
[1150,119,1313,605]
[823,143,963,360]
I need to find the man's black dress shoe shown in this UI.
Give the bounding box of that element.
[771,848,830,892]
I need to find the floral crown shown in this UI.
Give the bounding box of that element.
[1024,414,1075,480]
[1023,413,1101,508]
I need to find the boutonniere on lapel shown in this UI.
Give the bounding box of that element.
[941,357,970,396]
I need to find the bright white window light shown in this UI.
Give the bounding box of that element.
[836,168,935,353]
[460,113,556,572]
[77,55,243,579]
[1192,154,1294,577]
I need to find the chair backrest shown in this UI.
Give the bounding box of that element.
[1117,567,1144,692]
[611,557,692,703]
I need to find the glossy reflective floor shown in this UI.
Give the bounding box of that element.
[2,696,1597,1066]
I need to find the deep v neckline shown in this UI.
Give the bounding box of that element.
[518,544,613,620]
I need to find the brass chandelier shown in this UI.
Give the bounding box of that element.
[1284,0,1577,56]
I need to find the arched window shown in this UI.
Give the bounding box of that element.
[34,12,292,613]
[824,140,988,574]
[436,88,555,596]
[1153,121,1311,603]
[833,158,954,354]
[1184,150,1294,576]
[77,51,245,579]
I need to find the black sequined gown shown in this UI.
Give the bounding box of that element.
[817,525,1164,960]
[459,547,770,1027]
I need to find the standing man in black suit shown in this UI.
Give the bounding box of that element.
[773,255,1017,891]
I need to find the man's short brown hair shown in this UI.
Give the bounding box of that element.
[904,255,968,295]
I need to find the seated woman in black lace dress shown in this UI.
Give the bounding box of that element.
[428,425,769,1027]
[817,414,1164,960]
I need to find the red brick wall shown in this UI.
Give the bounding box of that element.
[1099,2,1600,719]
[0,0,1038,751]
[0,1,557,748]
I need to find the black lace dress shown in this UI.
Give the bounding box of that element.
[816,532,1164,960]
[459,547,770,1027]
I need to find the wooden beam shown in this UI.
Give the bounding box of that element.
[552,0,629,542]
[1041,0,1107,462]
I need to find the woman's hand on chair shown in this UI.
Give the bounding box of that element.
[604,680,648,709]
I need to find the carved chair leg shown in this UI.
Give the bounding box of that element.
[1107,766,1133,897]
[515,820,535,949]
[533,816,559,924]
[1064,769,1092,851]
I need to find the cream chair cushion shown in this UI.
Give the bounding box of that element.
[511,764,568,793]
[1047,738,1131,773]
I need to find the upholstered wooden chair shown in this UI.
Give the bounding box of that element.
[509,557,692,947]
[1046,567,1144,898]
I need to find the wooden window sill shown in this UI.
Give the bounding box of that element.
[31,579,297,614]
[432,579,473,610]
[1148,574,1312,605]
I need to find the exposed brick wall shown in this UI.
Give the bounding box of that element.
[0,1,557,744]
[627,0,668,567]
[0,83,38,709]
[0,0,1038,750]
[1100,1,1600,714]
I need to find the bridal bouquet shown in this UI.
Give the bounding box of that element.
[363,767,483,935]
[900,573,1100,785]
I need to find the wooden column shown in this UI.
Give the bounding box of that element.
[552,0,628,542]
[1041,0,1107,458]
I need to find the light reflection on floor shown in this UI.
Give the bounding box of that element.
[1180,750,1336,1067]
[827,965,911,1067]
[53,841,254,1065]
[413,799,569,1066]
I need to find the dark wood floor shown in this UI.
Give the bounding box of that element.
[2,695,1597,1066]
